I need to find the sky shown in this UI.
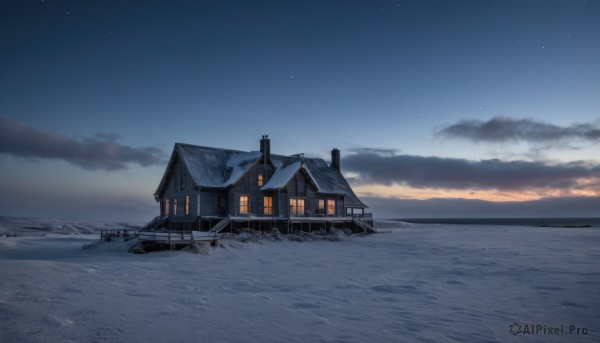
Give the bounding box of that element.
[1,0,599,221]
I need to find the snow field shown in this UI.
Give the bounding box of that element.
[0,223,598,342]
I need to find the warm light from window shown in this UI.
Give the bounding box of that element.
[185,195,190,215]
[240,195,249,214]
[290,198,305,216]
[264,196,272,215]
[327,199,335,216]
[258,173,263,186]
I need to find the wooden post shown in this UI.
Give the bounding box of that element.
[197,188,201,223]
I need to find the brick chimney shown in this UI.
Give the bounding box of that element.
[331,148,340,171]
[260,135,271,160]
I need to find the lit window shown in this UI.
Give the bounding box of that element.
[264,196,272,215]
[185,195,190,216]
[174,198,178,216]
[240,195,249,214]
[318,199,325,215]
[327,200,336,216]
[290,198,305,216]
[258,173,263,186]
[165,199,170,216]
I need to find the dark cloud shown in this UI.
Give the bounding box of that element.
[364,195,600,219]
[0,116,166,171]
[436,117,600,143]
[342,152,600,190]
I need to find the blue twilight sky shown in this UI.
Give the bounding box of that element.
[1,0,599,221]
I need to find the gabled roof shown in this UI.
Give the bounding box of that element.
[223,151,263,186]
[261,160,302,190]
[155,143,367,208]
[175,143,236,187]
[173,143,262,188]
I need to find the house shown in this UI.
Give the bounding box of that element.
[153,136,374,233]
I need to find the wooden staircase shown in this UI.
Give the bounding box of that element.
[143,216,168,231]
[209,216,232,233]
[353,218,377,234]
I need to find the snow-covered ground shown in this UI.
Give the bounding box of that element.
[0,216,142,236]
[0,219,598,342]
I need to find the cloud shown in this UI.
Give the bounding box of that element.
[363,195,600,219]
[435,117,600,144]
[342,151,600,190]
[0,116,166,171]
[347,147,401,156]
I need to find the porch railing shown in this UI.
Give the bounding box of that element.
[348,212,372,220]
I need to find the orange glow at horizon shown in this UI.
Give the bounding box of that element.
[352,180,600,202]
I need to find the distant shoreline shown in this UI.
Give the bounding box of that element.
[391,217,600,227]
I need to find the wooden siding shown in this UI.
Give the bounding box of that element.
[200,190,227,217]
[337,195,344,216]
[160,155,198,222]
[282,168,319,217]
[229,161,275,216]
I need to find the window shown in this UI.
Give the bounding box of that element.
[327,199,336,216]
[185,195,190,216]
[239,195,249,214]
[179,171,186,191]
[174,198,178,216]
[263,196,272,215]
[165,199,170,216]
[258,173,263,186]
[317,199,325,215]
[290,198,305,216]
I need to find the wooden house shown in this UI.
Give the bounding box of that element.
[153,136,374,233]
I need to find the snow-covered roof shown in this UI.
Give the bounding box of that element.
[172,144,261,188]
[223,151,262,186]
[260,161,301,190]
[175,144,233,187]
[155,143,367,208]
[302,157,366,207]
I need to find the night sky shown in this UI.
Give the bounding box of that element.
[1,0,599,221]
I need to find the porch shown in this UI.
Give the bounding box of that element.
[201,213,375,234]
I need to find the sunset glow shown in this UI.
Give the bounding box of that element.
[352,183,600,203]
